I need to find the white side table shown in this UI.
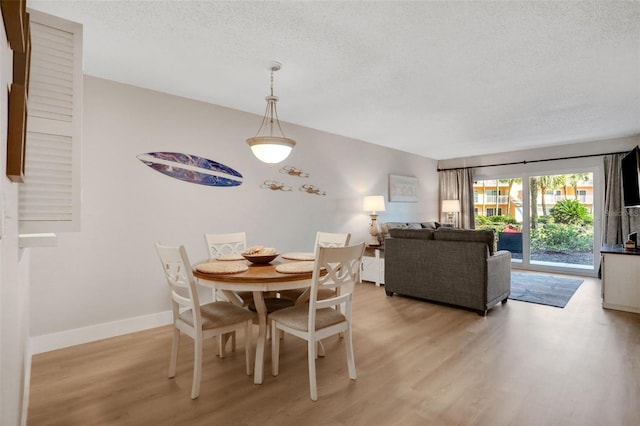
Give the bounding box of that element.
[361,245,385,286]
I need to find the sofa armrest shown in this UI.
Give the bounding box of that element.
[490,249,511,261]
[486,250,511,304]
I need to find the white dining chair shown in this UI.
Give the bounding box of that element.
[204,231,289,352]
[204,232,254,301]
[279,231,352,357]
[155,242,255,399]
[204,232,247,259]
[204,232,254,356]
[315,231,352,250]
[280,231,351,303]
[269,243,365,401]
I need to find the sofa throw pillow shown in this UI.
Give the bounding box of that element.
[436,222,455,228]
[434,228,495,255]
[380,222,402,242]
[420,221,438,230]
[389,228,435,240]
[380,222,422,242]
[380,222,406,236]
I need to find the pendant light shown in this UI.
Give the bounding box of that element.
[246,61,296,165]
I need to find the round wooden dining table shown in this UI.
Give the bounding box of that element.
[193,259,314,384]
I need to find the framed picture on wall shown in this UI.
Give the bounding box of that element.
[389,174,418,202]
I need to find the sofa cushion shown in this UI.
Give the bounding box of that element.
[380,222,421,233]
[434,228,495,255]
[389,228,435,240]
[420,221,438,230]
[380,222,422,241]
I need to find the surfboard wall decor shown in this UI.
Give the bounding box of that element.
[137,152,243,187]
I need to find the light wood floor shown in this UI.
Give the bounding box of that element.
[29,273,640,426]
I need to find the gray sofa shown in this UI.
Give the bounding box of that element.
[384,228,511,315]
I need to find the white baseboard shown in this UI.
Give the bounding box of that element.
[31,310,173,354]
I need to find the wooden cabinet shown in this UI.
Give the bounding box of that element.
[362,246,384,286]
[601,248,640,314]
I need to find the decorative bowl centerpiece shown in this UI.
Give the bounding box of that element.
[242,246,279,264]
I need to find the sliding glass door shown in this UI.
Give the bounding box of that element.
[529,173,594,270]
[474,170,597,274]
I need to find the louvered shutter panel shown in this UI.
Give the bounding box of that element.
[19,10,82,233]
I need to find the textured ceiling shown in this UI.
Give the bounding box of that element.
[29,0,640,160]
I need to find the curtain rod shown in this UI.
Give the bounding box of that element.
[436,150,631,172]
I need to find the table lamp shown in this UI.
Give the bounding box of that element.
[442,199,460,227]
[363,195,386,245]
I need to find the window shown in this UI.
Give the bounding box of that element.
[19,10,82,233]
[474,171,598,274]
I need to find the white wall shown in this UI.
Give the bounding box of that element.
[28,76,439,350]
[1,17,32,426]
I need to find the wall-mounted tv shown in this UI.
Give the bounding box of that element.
[621,146,640,208]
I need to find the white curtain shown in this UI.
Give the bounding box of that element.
[439,168,475,229]
[603,154,640,244]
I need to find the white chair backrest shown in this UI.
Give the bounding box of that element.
[155,242,200,322]
[204,232,246,258]
[308,243,365,329]
[314,232,351,256]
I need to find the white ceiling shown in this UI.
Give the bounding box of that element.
[29,0,640,160]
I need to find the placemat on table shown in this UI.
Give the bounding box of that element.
[216,253,245,261]
[196,262,248,274]
[281,252,315,261]
[276,261,315,274]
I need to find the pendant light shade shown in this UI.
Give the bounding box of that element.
[246,62,296,165]
[246,135,296,164]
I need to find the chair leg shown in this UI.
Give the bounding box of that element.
[244,321,253,376]
[317,340,325,358]
[217,332,236,357]
[345,325,356,380]
[271,321,280,376]
[191,335,203,399]
[169,327,180,378]
[217,335,226,358]
[308,339,318,401]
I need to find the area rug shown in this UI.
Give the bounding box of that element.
[509,272,583,308]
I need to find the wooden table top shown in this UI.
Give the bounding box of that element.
[193,259,315,283]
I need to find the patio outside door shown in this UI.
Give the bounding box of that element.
[528,173,594,270]
[474,171,596,274]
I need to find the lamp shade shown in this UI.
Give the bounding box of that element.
[246,136,295,164]
[442,199,460,213]
[363,195,386,213]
